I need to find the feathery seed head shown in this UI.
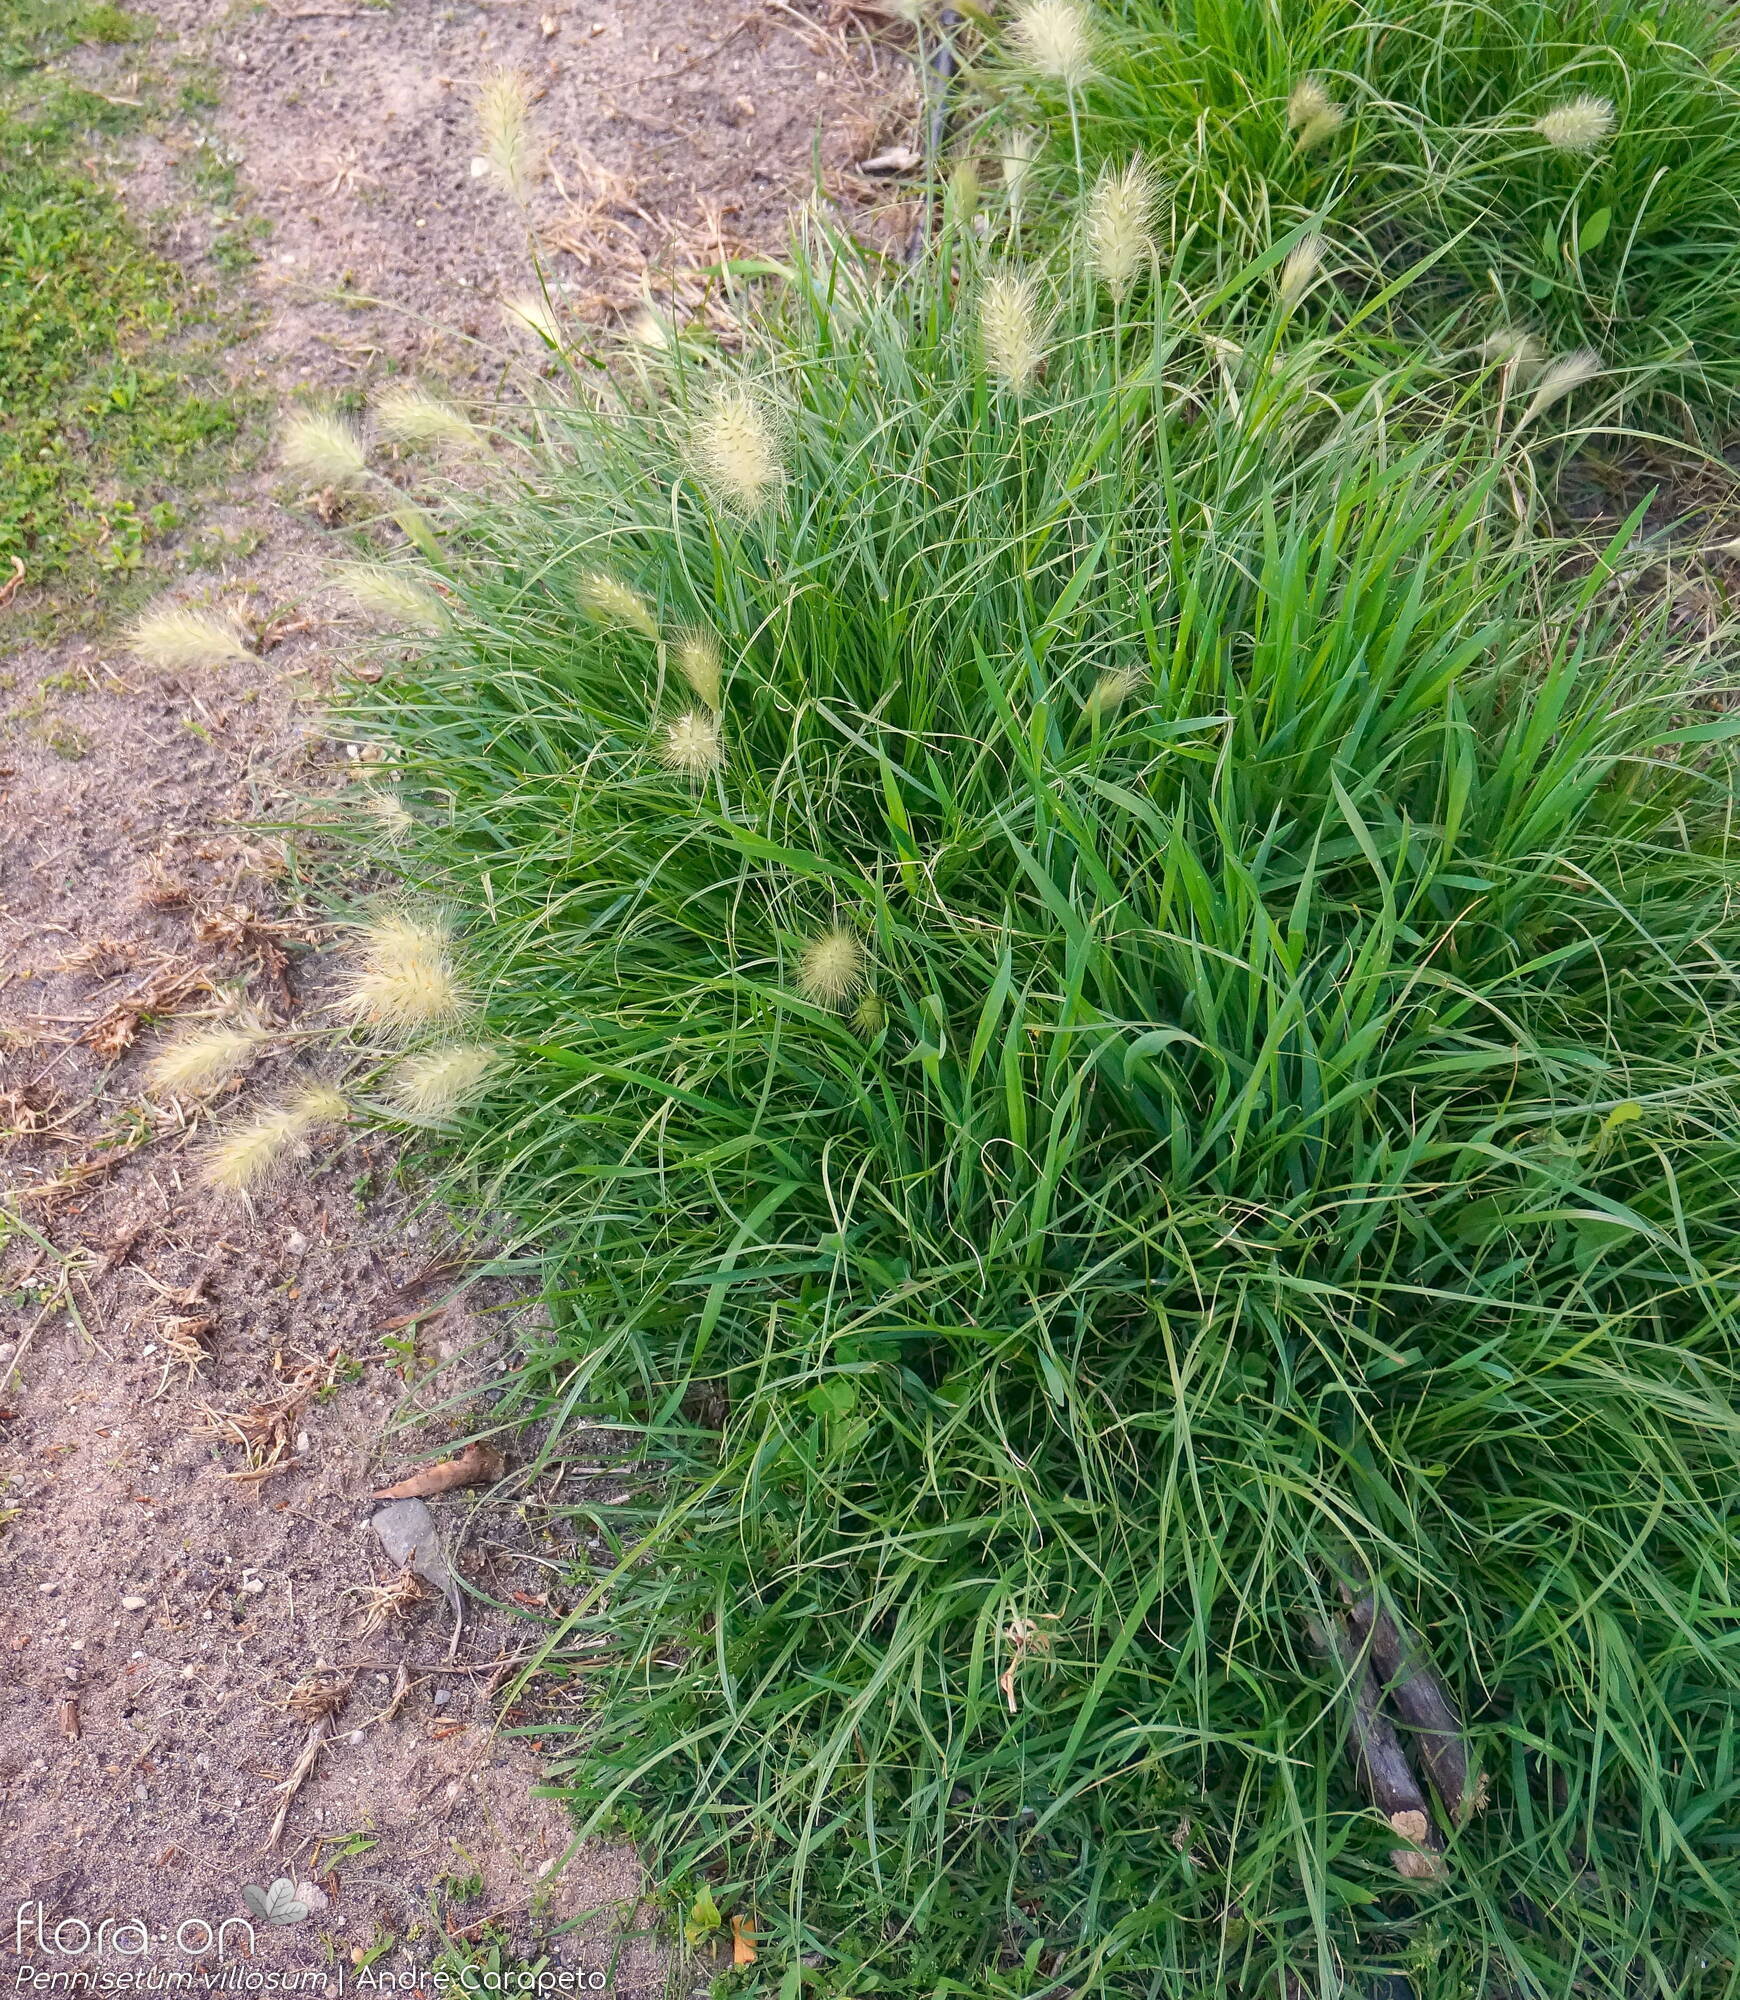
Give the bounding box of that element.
[853,991,887,1036]
[1087,665,1146,715]
[980,268,1051,391]
[1286,76,1332,130]
[372,384,479,455]
[1535,94,1615,154]
[1293,101,1346,152]
[361,788,416,842]
[280,408,369,489]
[999,126,1044,203]
[205,1105,310,1195]
[1084,157,1160,298]
[1519,347,1604,425]
[1482,326,1544,371]
[341,914,469,1029]
[390,1045,500,1120]
[291,1083,349,1127]
[1009,0,1096,90]
[503,294,565,350]
[145,1024,264,1098]
[476,67,538,201]
[127,602,252,672]
[628,309,672,351]
[798,927,864,1006]
[1276,232,1326,309]
[675,627,723,709]
[947,157,982,223]
[659,708,725,779]
[333,563,448,633]
[692,386,786,515]
[578,570,659,639]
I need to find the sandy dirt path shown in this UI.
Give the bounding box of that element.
[0,1,904,1984]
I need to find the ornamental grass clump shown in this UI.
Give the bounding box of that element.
[992,0,1740,420]
[330,215,1740,1996]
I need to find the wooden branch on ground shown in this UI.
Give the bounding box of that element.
[1305,1616,1444,1881]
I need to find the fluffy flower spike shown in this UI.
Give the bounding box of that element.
[341,914,469,1030]
[798,927,865,1006]
[204,1083,346,1195]
[1519,348,1604,425]
[503,295,565,350]
[1535,94,1616,154]
[1287,77,1332,129]
[578,571,659,639]
[980,269,1051,391]
[372,385,479,455]
[675,627,723,709]
[280,409,369,489]
[333,563,448,633]
[390,1045,500,1120]
[361,788,416,842]
[1087,665,1146,715]
[477,68,538,201]
[692,387,786,515]
[128,603,252,672]
[1276,232,1326,309]
[1008,0,1096,90]
[1000,126,1044,204]
[145,1024,264,1098]
[292,1083,349,1126]
[659,709,725,779]
[1482,327,1544,371]
[1085,157,1161,299]
[205,1106,309,1195]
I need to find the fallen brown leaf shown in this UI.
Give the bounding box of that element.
[731,1916,757,1967]
[372,1440,504,1500]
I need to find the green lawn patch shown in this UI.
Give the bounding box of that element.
[0,0,246,609]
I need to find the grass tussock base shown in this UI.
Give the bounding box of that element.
[332,216,1740,1997]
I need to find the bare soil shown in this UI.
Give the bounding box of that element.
[0,0,907,1983]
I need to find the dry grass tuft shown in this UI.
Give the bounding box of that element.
[350,1569,429,1636]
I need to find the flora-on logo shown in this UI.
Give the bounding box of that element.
[241,1879,310,1926]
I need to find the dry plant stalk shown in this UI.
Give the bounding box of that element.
[268,1670,353,1848]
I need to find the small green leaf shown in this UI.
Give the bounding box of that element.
[684,1886,723,1946]
[806,1376,857,1420]
[1577,205,1613,253]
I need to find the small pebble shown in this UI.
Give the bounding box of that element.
[238,1578,265,1596]
[37,1582,57,1595]
[432,1687,450,1708]
[120,1596,148,1611]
